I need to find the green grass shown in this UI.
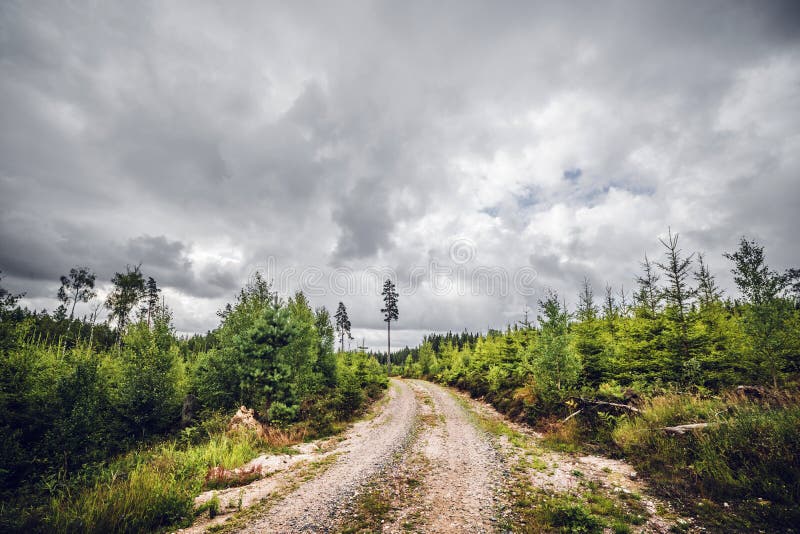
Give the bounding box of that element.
[6,387,389,533]
[613,393,800,530]
[43,427,271,533]
[340,482,394,534]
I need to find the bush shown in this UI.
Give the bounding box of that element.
[613,392,800,524]
[266,401,299,427]
[116,321,185,437]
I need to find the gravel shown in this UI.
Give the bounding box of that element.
[401,380,505,533]
[213,378,685,533]
[236,378,417,533]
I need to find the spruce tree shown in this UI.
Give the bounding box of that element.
[576,277,598,322]
[603,284,618,336]
[574,278,605,386]
[534,290,580,394]
[656,228,696,375]
[694,253,722,308]
[634,254,661,318]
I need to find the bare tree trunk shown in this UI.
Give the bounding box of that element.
[69,290,78,320]
[387,320,391,375]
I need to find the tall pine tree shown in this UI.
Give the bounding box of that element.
[381,279,399,373]
[334,301,353,352]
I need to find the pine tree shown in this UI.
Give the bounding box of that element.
[656,228,696,375]
[334,301,353,352]
[381,279,399,373]
[694,253,722,308]
[634,254,661,318]
[142,277,160,327]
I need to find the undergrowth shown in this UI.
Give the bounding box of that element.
[41,423,272,533]
[613,391,800,531]
[4,388,384,533]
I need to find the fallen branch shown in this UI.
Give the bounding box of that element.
[562,409,583,422]
[661,422,715,435]
[568,397,640,413]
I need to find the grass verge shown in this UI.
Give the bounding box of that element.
[613,392,800,531]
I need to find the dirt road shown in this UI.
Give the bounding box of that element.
[194,379,687,533]
[235,379,417,533]
[395,380,505,533]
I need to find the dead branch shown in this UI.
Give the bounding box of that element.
[661,422,715,435]
[568,397,640,413]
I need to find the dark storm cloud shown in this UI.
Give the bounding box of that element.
[332,179,395,261]
[1,0,798,342]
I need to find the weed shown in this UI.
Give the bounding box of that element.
[611,519,632,533]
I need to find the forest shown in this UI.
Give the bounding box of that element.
[0,232,798,532]
[398,234,800,530]
[0,271,387,532]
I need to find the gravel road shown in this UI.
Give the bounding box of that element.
[212,378,682,533]
[236,378,417,533]
[402,380,504,533]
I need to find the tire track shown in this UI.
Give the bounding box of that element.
[405,380,504,533]
[233,378,417,533]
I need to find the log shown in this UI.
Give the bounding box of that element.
[661,422,714,435]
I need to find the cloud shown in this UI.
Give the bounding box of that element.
[1,0,798,347]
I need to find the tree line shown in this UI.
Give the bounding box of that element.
[400,233,799,403]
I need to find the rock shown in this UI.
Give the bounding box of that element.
[228,405,265,436]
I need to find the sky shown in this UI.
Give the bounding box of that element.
[1,1,799,350]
